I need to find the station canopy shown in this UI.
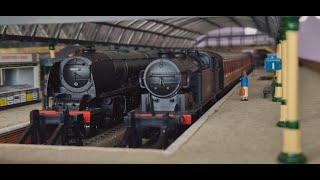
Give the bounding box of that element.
[0,16,282,49]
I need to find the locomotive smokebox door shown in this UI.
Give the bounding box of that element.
[264,53,282,71]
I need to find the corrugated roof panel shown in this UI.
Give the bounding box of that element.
[117,20,138,27]
[148,23,164,32]
[168,29,183,37]
[59,23,82,39]
[119,29,134,44]
[205,17,227,26]
[184,22,212,34]
[139,22,157,30]
[154,35,164,47]
[146,34,158,46]
[181,19,205,29]
[0,26,5,34]
[35,24,50,38]
[162,18,183,24]
[138,33,151,45]
[130,31,144,45]
[165,38,176,47]
[155,26,172,33]
[172,39,182,48]
[161,27,177,35]
[160,37,172,47]
[107,27,123,43]
[171,18,194,26]
[78,23,98,41]
[0,16,282,49]
[95,25,111,42]
[15,25,37,36]
[130,20,149,29]
[6,25,22,36]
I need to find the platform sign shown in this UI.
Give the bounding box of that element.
[13,93,20,104]
[20,91,26,103]
[32,89,38,100]
[0,94,7,107]
[0,54,33,63]
[0,63,38,68]
[26,91,33,102]
[7,93,14,105]
[264,53,282,71]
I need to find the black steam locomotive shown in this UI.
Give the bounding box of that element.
[121,50,254,149]
[18,48,158,145]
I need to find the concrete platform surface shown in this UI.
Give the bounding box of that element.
[0,103,41,129]
[0,67,319,164]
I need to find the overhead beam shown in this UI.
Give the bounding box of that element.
[162,17,201,37]
[127,21,149,44]
[265,16,272,36]
[0,16,199,25]
[199,17,222,28]
[117,20,140,43]
[148,19,203,35]
[194,33,270,46]
[95,21,194,41]
[252,16,281,37]
[0,46,65,54]
[251,16,267,34]
[201,45,276,52]
[228,16,243,27]
[0,34,188,50]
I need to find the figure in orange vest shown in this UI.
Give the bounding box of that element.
[240,70,248,101]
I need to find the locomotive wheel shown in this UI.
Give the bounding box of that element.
[75,137,83,146]
[149,130,160,143]
[119,129,130,148]
[119,127,142,148]
[84,124,90,137]
[103,116,122,128]
[90,125,97,137]
[66,132,83,146]
[113,116,124,125]
[151,127,169,149]
[133,127,143,148]
[84,124,97,137]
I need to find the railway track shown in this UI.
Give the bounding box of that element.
[0,123,127,147]
[84,124,126,147]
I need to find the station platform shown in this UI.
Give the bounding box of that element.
[0,67,319,163]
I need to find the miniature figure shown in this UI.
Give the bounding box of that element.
[240,70,248,101]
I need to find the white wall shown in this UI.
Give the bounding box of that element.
[299,16,320,61]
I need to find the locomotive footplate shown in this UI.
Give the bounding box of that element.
[18,109,101,145]
[128,112,192,127]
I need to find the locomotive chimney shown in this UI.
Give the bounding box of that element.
[158,50,171,58]
[185,49,189,57]
[83,46,96,53]
[195,50,199,59]
[172,51,186,59]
